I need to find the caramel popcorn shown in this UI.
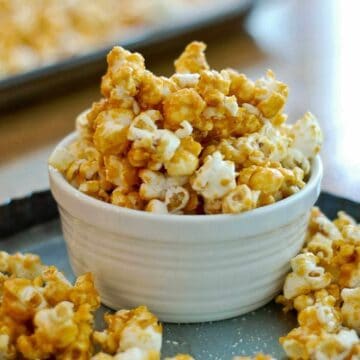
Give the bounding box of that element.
[50,41,322,215]
[277,209,360,359]
[0,251,99,359]
[1,1,229,78]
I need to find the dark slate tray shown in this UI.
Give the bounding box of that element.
[0,191,358,358]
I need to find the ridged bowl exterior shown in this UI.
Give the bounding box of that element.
[49,133,322,323]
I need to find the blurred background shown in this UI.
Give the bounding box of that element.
[0,0,359,203]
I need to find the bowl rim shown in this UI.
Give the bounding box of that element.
[49,132,323,224]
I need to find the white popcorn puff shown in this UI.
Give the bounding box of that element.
[171,73,200,88]
[258,121,291,162]
[49,147,75,172]
[290,112,323,159]
[117,314,162,353]
[242,103,262,117]
[113,348,158,360]
[281,148,311,175]
[222,185,260,214]
[192,151,236,200]
[313,211,342,241]
[342,225,360,244]
[314,329,359,360]
[175,121,193,139]
[127,110,161,145]
[153,129,180,162]
[300,303,341,333]
[145,199,168,214]
[223,95,239,116]
[139,170,187,201]
[341,288,360,333]
[34,301,78,347]
[306,233,334,263]
[283,253,332,299]
[165,186,190,213]
[75,109,92,138]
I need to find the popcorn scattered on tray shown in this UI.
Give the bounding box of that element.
[276,208,360,359]
[49,41,323,215]
[0,0,245,78]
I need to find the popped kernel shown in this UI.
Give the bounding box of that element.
[174,41,209,74]
[93,306,162,355]
[50,41,322,215]
[191,151,236,200]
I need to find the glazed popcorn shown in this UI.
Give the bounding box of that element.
[276,208,360,359]
[50,41,323,215]
[0,251,100,359]
[92,306,162,356]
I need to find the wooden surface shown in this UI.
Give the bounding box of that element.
[1,0,359,204]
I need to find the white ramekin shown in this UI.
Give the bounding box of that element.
[49,132,322,323]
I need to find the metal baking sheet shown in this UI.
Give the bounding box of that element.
[0,0,253,111]
[0,192,359,358]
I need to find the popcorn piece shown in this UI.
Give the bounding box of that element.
[165,355,195,360]
[222,185,260,214]
[111,190,144,210]
[17,301,78,357]
[0,252,44,280]
[174,41,209,74]
[2,278,47,322]
[101,46,145,103]
[341,288,360,333]
[238,166,284,194]
[145,200,168,214]
[298,302,342,333]
[139,170,187,201]
[104,155,138,192]
[175,121,193,139]
[196,70,230,104]
[313,329,360,360]
[171,73,200,89]
[163,89,206,131]
[93,306,162,355]
[165,186,190,213]
[290,112,323,159]
[253,70,288,119]
[305,233,334,263]
[49,147,76,173]
[308,207,342,241]
[165,136,202,177]
[226,69,255,104]
[137,71,171,108]
[192,151,236,200]
[92,348,160,360]
[283,253,332,300]
[280,327,359,360]
[233,354,275,360]
[93,109,133,155]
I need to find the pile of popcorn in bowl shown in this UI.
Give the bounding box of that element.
[33,41,360,359]
[49,41,323,215]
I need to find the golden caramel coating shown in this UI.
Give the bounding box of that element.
[277,209,360,359]
[0,251,101,359]
[163,89,206,131]
[233,354,275,360]
[49,42,322,215]
[93,306,162,355]
[174,41,209,74]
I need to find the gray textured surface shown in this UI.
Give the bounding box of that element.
[0,219,295,358]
